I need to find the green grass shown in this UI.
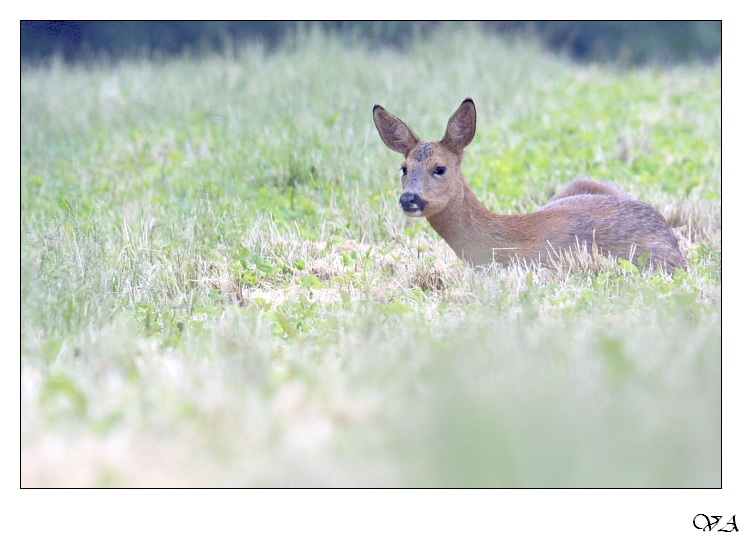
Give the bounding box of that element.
[21,25,720,487]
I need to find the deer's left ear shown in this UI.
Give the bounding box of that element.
[373,105,420,155]
[442,98,476,152]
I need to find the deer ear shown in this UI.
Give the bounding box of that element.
[373,105,420,155]
[442,98,476,152]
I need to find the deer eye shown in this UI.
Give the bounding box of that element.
[434,166,446,176]
[400,165,407,176]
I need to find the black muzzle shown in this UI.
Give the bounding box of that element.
[399,193,427,215]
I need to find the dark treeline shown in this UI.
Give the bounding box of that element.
[20,21,721,66]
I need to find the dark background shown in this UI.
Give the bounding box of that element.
[21,21,721,66]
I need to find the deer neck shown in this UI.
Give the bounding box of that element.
[425,182,509,266]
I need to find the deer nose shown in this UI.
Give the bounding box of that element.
[399,192,427,215]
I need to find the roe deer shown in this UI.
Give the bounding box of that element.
[372,98,687,273]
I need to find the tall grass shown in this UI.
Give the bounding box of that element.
[21,25,720,487]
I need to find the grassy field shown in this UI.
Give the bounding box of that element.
[21,26,721,488]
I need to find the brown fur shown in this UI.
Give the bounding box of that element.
[550,177,629,200]
[373,98,687,273]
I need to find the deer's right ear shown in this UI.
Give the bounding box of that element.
[442,98,476,152]
[373,105,420,155]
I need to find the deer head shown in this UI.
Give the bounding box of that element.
[373,98,477,218]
